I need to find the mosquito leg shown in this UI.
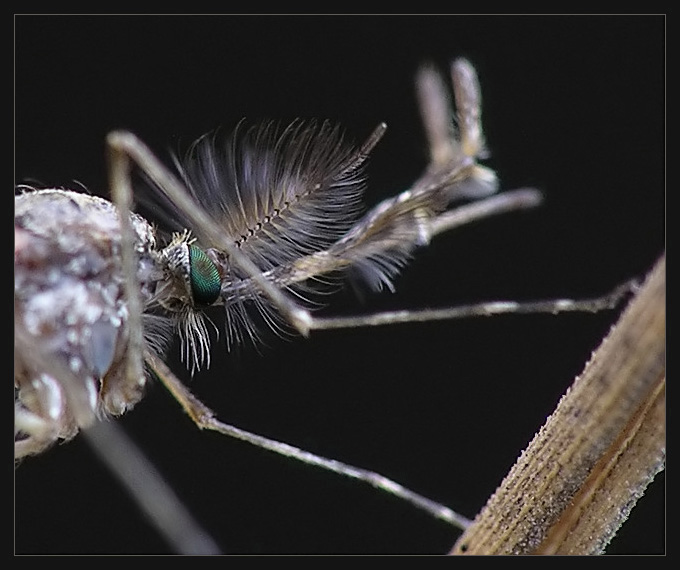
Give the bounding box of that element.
[82,419,221,554]
[107,117,479,532]
[107,133,475,533]
[103,138,223,554]
[14,407,56,458]
[308,280,640,332]
[107,140,147,389]
[263,187,636,332]
[144,349,473,531]
[258,56,636,332]
[14,312,97,458]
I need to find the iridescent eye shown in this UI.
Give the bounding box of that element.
[188,245,221,306]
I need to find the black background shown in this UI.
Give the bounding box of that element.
[14,15,665,555]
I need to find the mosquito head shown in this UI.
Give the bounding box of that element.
[156,233,220,374]
[160,232,222,310]
[187,245,222,306]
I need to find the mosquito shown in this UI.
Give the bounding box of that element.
[14,58,636,554]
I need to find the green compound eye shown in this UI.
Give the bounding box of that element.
[188,244,221,306]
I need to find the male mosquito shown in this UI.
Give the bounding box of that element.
[14,58,635,553]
